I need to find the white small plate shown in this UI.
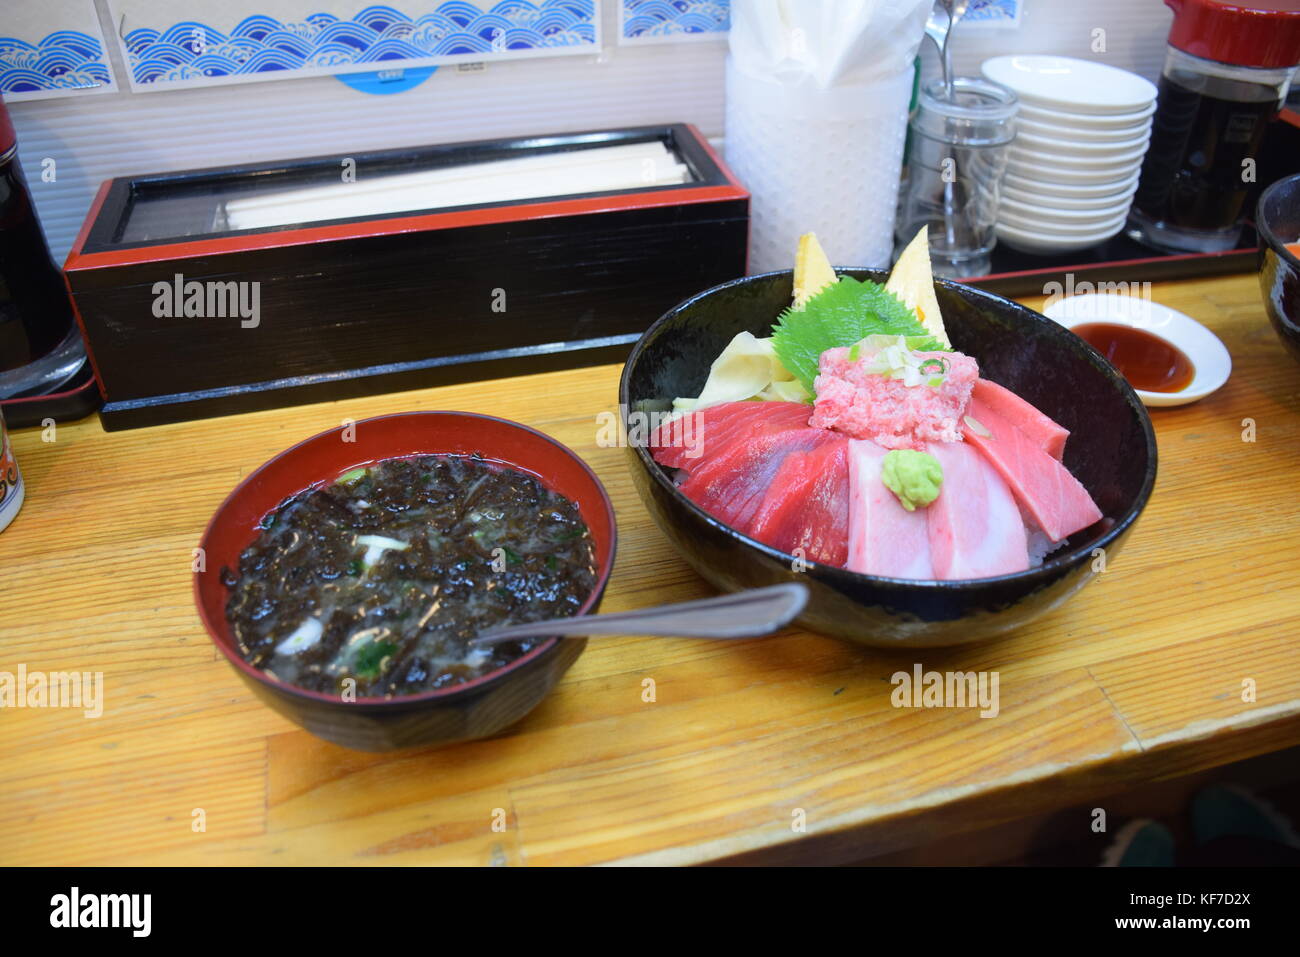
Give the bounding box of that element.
[1004,169,1141,198]
[1008,141,1150,170]
[1018,101,1157,130]
[1005,156,1144,185]
[1042,294,1232,407]
[1002,180,1137,210]
[982,55,1158,114]
[999,207,1128,235]
[999,194,1132,225]
[1016,114,1153,144]
[996,221,1121,255]
[1016,129,1152,155]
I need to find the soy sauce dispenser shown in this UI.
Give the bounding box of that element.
[0,95,84,398]
[1130,0,1300,253]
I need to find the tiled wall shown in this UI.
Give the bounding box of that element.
[5,0,1173,262]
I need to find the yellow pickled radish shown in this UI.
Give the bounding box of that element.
[792,232,838,309]
[885,227,949,348]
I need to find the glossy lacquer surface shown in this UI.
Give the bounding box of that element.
[1257,174,1300,364]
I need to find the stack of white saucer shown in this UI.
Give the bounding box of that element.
[981,55,1159,255]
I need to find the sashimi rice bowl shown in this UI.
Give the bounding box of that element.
[619,232,1157,647]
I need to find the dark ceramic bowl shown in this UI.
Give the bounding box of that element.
[194,411,616,751]
[1257,173,1300,363]
[620,270,1157,648]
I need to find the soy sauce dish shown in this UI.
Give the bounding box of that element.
[194,411,616,752]
[1043,293,1231,408]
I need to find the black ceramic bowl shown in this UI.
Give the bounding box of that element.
[619,269,1157,648]
[1258,173,1300,363]
[195,412,616,751]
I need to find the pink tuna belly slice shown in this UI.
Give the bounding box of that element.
[961,397,1103,543]
[926,441,1029,580]
[970,379,1069,461]
[846,440,934,579]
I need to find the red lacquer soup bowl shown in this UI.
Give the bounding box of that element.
[194,411,617,752]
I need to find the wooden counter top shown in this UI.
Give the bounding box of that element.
[2,270,1298,866]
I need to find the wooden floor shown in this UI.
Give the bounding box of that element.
[1,270,1298,865]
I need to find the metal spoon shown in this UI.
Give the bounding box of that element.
[923,0,970,101]
[469,583,809,648]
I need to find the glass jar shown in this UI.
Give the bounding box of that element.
[1130,0,1300,253]
[895,76,1018,278]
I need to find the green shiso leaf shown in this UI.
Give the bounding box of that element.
[771,278,949,395]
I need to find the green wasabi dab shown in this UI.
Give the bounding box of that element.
[881,449,943,511]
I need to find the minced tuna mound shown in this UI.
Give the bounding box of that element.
[810,347,979,450]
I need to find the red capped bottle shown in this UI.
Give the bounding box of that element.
[1130,0,1300,253]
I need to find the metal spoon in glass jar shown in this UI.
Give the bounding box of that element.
[469,583,809,648]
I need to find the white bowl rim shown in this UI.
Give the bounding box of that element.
[1015,129,1152,154]
[1004,169,1141,196]
[1016,114,1154,141]
[983,54,1158,113]
[995,223,1120,255]
[999,194,1133,222]
[1008,142,1151,168]
[1002,181,1138,208]
[998,208,1129,235]
[1017,101,1158,127]
[1004,159,1144,184]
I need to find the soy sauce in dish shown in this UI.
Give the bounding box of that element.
[1072,322,1195,393]
[223,454,597,698]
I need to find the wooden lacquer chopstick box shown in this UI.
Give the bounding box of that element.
[63,124,748,430]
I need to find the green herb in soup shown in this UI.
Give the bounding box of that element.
[223,454,598,698]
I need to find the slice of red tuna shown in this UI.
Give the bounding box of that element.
[748,439,850,566]
[677,425,838,532]
[926,441,1029,579]
[961,397,1102,543]
[845,439,934,579]
[970,379,1069,461]
[649,401,812,470]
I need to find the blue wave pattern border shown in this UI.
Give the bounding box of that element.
[0,30,112,95]
[622,0,729,39]
[964,0,1021,24]
[123,2,598,86]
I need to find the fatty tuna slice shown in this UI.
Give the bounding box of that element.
[748,439,850,567]
[845,439,934,579]
[926,441,1030,579]
[961,397,1103,543]
[970,379,1069,461]
[649,401,812,470]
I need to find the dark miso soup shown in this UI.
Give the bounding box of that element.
[223,454,597,698]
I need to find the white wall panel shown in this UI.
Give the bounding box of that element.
[5,0,1172,263]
